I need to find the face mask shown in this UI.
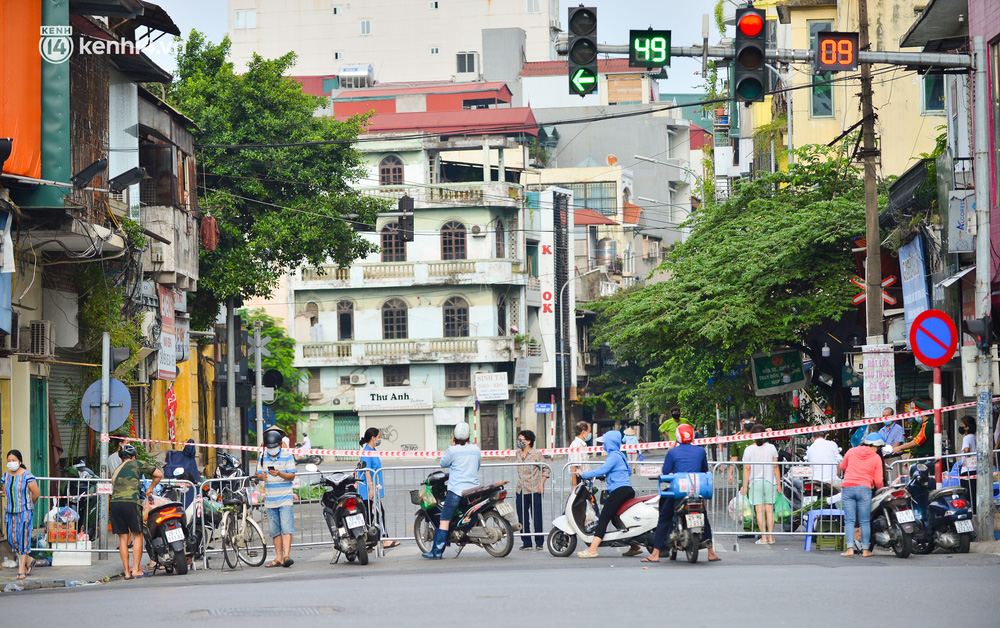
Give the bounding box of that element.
[517,440,527,450]
[374,438,381,448]
[671,413,681,420]
[6,461,19,472]
[884,420,893,428]
[266,446,280,456]
[584,433,592,443]
[742,422,754,431]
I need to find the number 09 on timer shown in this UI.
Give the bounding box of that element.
[814,31,860,72]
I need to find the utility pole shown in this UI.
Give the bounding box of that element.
[226,298,237,446]
[971,35,995,540]
[97,331,110,552]
[254,320,265,446]
[858,0,882,342]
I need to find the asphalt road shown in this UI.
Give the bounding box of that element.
[4,539,998,627]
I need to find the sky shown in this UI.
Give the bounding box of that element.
[147,0,721,94]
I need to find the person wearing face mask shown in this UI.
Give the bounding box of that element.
[958,416,978,500]
[658,407,692,445]
[4,450,40,580]
[728,411,757,486]
[514,430,550,550]
[358,428,398,550]
[256,428,297,568]
[877,407,906,482]
[569,421,592,487]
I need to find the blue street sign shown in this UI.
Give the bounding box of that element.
[248,406,276,434]
[534,403,554,413]
[909,309,958,368]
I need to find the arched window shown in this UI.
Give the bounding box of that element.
[337,301,354,340]
[443,297,469,337]
[379,155,404,186]
[305,301,319,328]
[441,220,467,260]
[381,221,406,262]
[495,220,505,258]
[381,298,408,339]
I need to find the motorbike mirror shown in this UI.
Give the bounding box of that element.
[304,463,319,473]
[172,467,185,477]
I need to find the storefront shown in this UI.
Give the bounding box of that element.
[356,386,434,452]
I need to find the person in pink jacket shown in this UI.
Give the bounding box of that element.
[837,433,886,557]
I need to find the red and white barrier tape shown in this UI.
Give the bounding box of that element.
[111,397,996,460]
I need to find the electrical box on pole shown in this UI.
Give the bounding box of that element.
[567,6,598,96]
[733,7,767,103]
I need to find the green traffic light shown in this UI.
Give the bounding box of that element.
[571,67,597,94]
[736,78,764,100]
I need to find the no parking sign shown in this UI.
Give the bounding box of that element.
[909,309,958,367]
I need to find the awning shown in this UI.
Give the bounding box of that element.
[935,265,975,288]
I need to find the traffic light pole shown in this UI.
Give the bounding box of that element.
[254,321,265,447]
[857,0,882,342]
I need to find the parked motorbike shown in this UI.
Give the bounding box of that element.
[657,472,713,563]
[906,463,974,554]
[159,468,208,563]
[142,490,190,575]
[412,470,519,558]
[62,460,100,540]
[546,478,659,558]
[318,471,381,565]
[867,480,917,558]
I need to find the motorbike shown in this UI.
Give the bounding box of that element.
[780,449,841,532]
[867,480,917,558]
[62,460,100,540]
[546,478,659,558]
[159,468,208,563]
[142,489,190,575]
[906,463,974,554]
[318,471,381,565]
[411,470,520,558]
[295,444,324,466]
[657,472,713,563]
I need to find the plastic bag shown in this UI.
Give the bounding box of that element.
[727,494,753,523]
[44,506,79,524]
[583,499,599,534]
[418,483,437,508]
[774,493,792,521]
[850,426,868,448]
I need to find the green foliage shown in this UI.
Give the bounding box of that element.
[168,31,387,329]
[714,0,727,34]
[589,145,866,424]
[238,308,307,435]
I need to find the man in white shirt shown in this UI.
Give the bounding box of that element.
[568,421,592,486]
[805,431,842,488]
[281,435,290,449]
[301,433,312,452]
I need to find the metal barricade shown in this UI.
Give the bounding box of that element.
[885,448,1000,514]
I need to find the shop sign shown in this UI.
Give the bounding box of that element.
[899,237,929,347]
[475,372,509,401]
[750,350,806,396]
[355,386,433,411]
[862,344,896,419]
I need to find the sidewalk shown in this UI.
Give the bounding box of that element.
[0,555,125,593]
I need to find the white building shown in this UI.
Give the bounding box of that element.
[227,0,561,84]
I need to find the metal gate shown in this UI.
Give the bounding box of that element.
[333,413,359,460]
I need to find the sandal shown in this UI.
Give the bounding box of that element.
[16,572,26,580]
[576,551,599,559]
[383,541,400,549]
[282,557,294,568]
[640,557,660,563]
[25,559,36,576]
[265,559,283,568]
[840,550,855,557]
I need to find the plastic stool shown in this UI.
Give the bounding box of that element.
[803,508,845,551]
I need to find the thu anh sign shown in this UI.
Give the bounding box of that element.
[751,350,806,396]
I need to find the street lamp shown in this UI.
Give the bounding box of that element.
[558,267,603,445]
[633,154,706,209]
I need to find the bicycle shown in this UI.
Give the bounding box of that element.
[218,486,268,569]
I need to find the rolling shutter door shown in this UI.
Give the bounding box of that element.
[48,361,83,462]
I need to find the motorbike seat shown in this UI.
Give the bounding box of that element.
[616,494,657,517]
[929,486,967,502]
[460,481,506,505]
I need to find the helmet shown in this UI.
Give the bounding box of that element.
[119,444,137,459]
[453,422,471,441]
[675,424,695,444]
[862,433,885,447]
[262,429,284,448]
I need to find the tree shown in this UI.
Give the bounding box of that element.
[239,308,306,436]
[168,32,387,330]
[591,145,867,423]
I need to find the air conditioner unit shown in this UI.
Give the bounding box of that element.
[349,373,367,386]
[332,397,342,405]
[470,224,487,237]
[19,320,54,358]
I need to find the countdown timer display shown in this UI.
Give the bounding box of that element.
[629,30,671,67]
[814,31,860,72]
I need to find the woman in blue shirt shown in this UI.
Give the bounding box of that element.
[358,428,399,549]
[577,430,634,558]
[4,450,40,579]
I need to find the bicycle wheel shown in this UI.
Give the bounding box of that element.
[221,513,238,569]
[237,517,268,567]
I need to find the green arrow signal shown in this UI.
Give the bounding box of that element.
[571,67,597,93]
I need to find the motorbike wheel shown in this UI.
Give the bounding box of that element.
[236,519,268,567]
[482,511,514,558]
[413,511,435,554]
[346,552,356,563]
[357,541,369,565]
[686,533,701,564]
[546,528,577,557]
[912,538,935,555]
[957,532,971,554]
[891,525,912,558]
[174,549,189,575]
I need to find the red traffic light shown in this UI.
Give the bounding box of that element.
[737,13,764,37]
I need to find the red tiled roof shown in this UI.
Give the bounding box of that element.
[351,107,538,136]
[519,58,647,77]
[332,81,512,101]
[574,207,618,226]
[623,202,642,225]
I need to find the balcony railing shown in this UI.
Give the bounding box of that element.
[297,259,521,288]
[364,264,414,280]
[299,336,515,364]
[302,266,350,282]
[354,181,523,207]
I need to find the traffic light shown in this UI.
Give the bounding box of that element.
[733,7,767,103]
[567,6,598,96]
[111,346,130,374]
[963,317,992,351]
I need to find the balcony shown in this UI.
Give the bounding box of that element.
[295,259,523,289]
[525,276,541,307]
[354,181,523,208]
[297,336,517,367]
[524,341,545,375]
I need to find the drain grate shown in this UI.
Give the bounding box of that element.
[190,607,342,617]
